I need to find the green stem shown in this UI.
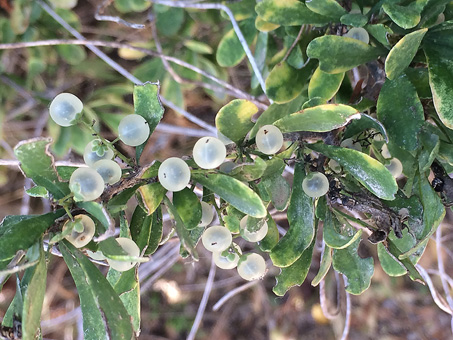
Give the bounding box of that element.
[81,121,134,167]
[63,206,74,221]
[57,192,74,206]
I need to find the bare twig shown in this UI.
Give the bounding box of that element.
[187,257,216,340]
[340,275,351,340]
[436,225,453,334]
[95,0,145,29]
[282,25,305,63]
[416,264,453,315]
[148,0,269,97]
[212,280,258,311]
[319,276,341,319]
[41,307,81,333]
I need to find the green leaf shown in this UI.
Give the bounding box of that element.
[332,239,374,295]
[273,232,316,296]
[259,213,279,252]
[405,67,432,99]
[385,29,427,80]
[138,182,167,215]
[21,242,47,339]
[56,44,87,65]
[14,137,69,199]
[163,196,198,260]
[192,173,267,218]
[249,95,305,138]
[387,236,423,282]
[260,174,291,211]
[155,5,184,36]
[130,205,153,252]
[26,186,48,198]
[274,104,360,133]
[324,210,363,249]
[255,0,330,26]
[265,60,315,104]
[382,2,422,29]
[133,82,165,163]
[184,40,213,54]
[343,113,389,143]
[0,211,64,261]
[76,201,110,231]
[377,74,424,151]
[145,207,163,256]
[366,24,393,47]
[230,157,267,182]
[418,126,440,172]
[60,241,134,340]
[216,18,256,67]
[308,67,345,102]
[270,162,315,267]
[312,244,332,286]
[423,22,453,129]
[378,242,406,277]
[173,188,202,230]
[305,0,347,21]
[215,99,257,142]
[340,13,368,27]
[308,143,398,200]
[307,35,383,74]
[223,205,244,234]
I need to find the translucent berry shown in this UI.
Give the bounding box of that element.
[340,138,362,152]
[118,114,150,146]
[93,159,122,185]
[158,157,191,192]
[201,225,232,252]
[256,125,284,155]
[193,137,226,169]
[385,158,403,178]
[302,172,329,198]
[213,243,242,269]
[237,253,266,281]
[69,167,105,201]
[381,143,392,159]
[240,216,268,242]
[86,250,106,261]
[106,237,140,272]
[199,201,214,227]
[83,139,114,167]
[63,215,95,248]
[328,159,341,173]
[49,93,83,127]
[344,27,369,44]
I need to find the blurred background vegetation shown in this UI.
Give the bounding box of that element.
[1,0,453,339]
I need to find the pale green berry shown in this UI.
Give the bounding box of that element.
[340,138,362,152]
[256,125,284,155]
[86,250,106,261]
[213,243,242,269]
[49,93,83,127]
[106,237,140,272]
[381,144,392,159]
[83,139,114,167]
[237,253,266,281]
[201,225,232,252]
[158,157,191,192]
[328,159,341,173]
[193,137,226,169]
[302,172,329,198]
[385,158,403,178]
[199,201,214,227]
[344,27,369,44]
[63,215,95,248]
[118,114,150,146]
[240,216,268,242]
[69,167,105,201]
[93,159,122,185]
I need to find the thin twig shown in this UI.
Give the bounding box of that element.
[148,0,269,97]
[212,280,258,311]
[416,264,453,315]
[282,25,305,63]
[95,0,145,29]
[436,225,453,334]
[319,276,341,319]
[187,257,216,340]
[339,275,351,340]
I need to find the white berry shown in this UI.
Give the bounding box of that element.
[201,225,232,252]
[118,114,150,146]
[193,137,226,169]
[69,167,105,201]
[106,237,140,272]
[158,157,191,192]
[344,27,369,44]
[83,139,114,167]
[302,172,329,198]
[63,215,95,248]
[237,253,266,281]
[385,158,403,178]
[93,159,122,185]
[240,215,268,242]
[199,201,215,227]
[381,143,392,159]
[49,93,83,127]
[213,243,242,269]
[256,125,284,155]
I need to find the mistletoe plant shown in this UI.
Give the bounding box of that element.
[2,0,453,338]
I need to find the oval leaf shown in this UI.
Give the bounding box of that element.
[308,143,398,200]
[215,99,258,142]
[324,211,363,249]
[308,67,345,102]
[173,188,202,230]
[274,104,360,133]
[192,173,267,218]
[305,0,347,21]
